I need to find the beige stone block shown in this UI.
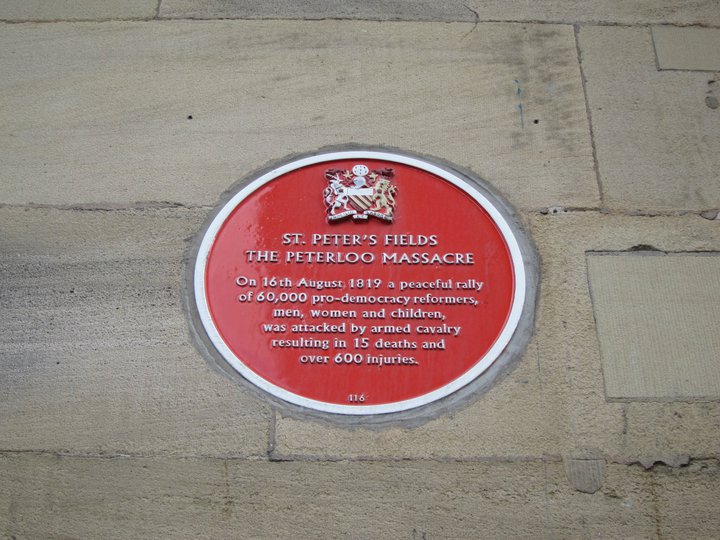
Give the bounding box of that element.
[0,0,157,21]
[543,461,658,537]
[579,26,720,212]
[159,0,720,26]
[653,26,720,71]
[159,0,477,21]
[275,340,565,460]
[530,213,720,462]
[0,454,664,539]
[653,461,720,539]
[588,253,720,400]
[0,207,271,457]
[623,402,720,463]
[0,20,596,210]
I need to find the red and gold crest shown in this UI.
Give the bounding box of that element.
[323,164,397,222]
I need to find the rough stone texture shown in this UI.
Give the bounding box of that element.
[0,207,271,457]
[532,214,720,464]
[623,402,720,463]
[275,339,565,460]
[580,26,720,213]
[3,454,703,539]
[588,253,720,400]
[159,0,477,22]
[0,20,597,211]
[3,453,718,539]
[0,0,158,21]
[652,461,720,538]
[158,0,720,26]
[653,26,720,72]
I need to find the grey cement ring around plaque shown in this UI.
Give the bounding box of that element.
[184,146,539,426]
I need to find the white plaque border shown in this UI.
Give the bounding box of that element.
[194,151,527,415]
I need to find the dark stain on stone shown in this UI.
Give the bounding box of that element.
[629,244,662,252]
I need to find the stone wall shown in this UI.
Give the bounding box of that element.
[2,2,719,538]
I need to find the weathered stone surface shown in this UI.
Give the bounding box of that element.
[0,0,157,21]
[0,207,271,457]
[653,26,720,71]
[0,20,596,210]
[564,458,605,493]
[275,340,565,460]
[579,26,720,212]
[158,0,720,26]
[532,214,720,457]
[0,454,676,539]
[623,402,720,463]
[653,460,720,538]
[588,253,720,400]
[159,0,477,22]
[532,213,720,463]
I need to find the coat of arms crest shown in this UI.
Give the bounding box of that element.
[323,164,398,223]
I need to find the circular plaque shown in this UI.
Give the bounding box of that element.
[193,150,532,415]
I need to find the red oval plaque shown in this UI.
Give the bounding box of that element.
[194,151,527,414]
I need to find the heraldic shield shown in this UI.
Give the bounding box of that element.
[323,164,398,223]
